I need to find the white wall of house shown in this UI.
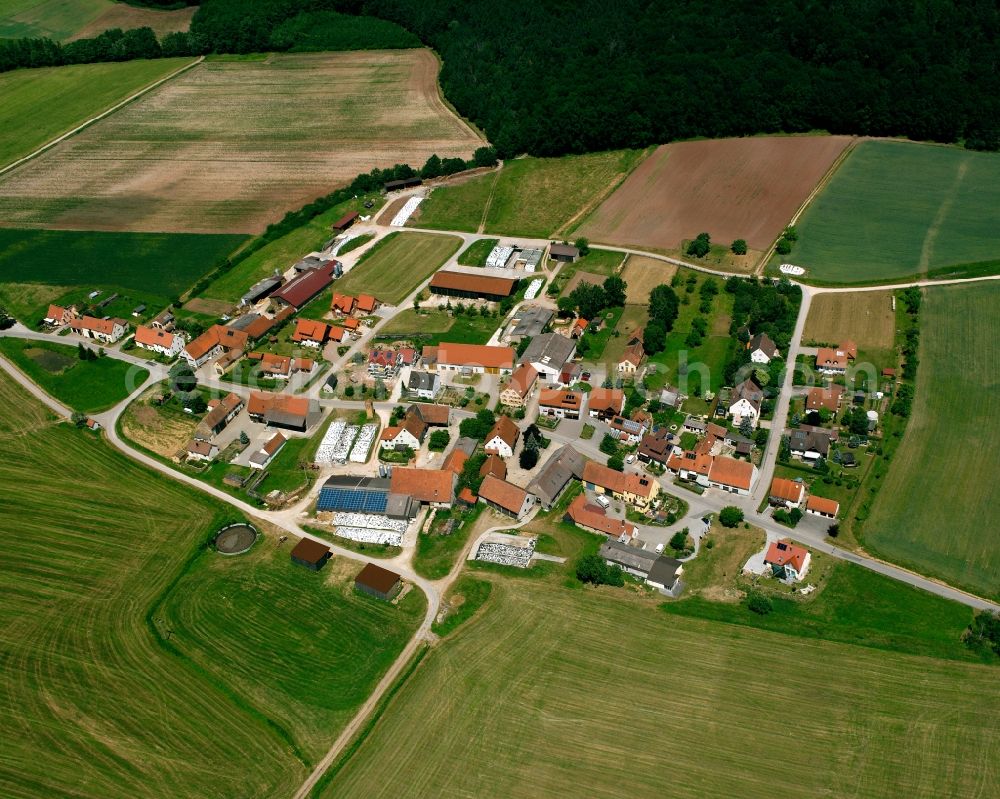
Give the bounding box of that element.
[750,348,771,364]
[485,436,514,458]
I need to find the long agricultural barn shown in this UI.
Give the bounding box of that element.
[316,475,417,520]
[429,270,519,301]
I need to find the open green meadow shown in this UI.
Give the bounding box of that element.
[159,539,426,763]
[335,232,462,305]
[863,282,1000,598]
[200,195,383,303]
[0,58,194,169]
[781,141,1000,284]
[411,173,497,232]
[412,150,646,238]
[0,338,146,413]
[0,372,424,796]
[321,579,1000,799]
[0,228,245,322]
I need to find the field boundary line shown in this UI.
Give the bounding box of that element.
[0,55,204,180]
[477,168,502,234]
[0,351,72,418]
[426,49,488,144]
[754,135,861,275]
[558,145,656,239]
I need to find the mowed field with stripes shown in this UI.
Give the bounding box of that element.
[322,581,1000,799]
[0,372,423,797]
[864,282,1000,598]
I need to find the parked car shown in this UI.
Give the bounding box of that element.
[595,495,611,509]
[625,454,636,464]
[655,543,665,554]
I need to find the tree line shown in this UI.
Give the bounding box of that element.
[5,1,999,155]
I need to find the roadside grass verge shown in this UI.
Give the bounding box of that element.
[0,337,146,413]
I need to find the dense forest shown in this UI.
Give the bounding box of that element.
[3,0,999,155]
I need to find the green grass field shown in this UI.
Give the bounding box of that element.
[782,141,1000,284]
[335,232,462,305]
[0,58,193,169]
[378,307,499,346]
[0,228,245,322]
[863,282,1000,598]
[159,539,426,762]
[411,150,645,238]
[0,371,425,795]
[200,195,382,303]
[0,338,147,413]
[456,237,498,266]
[411,173,497,232]
[321,579,1000,799]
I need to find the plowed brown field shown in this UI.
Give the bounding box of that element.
[0,51,481,234]
[577,136,853,254]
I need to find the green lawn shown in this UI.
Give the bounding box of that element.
[378,307,499,346]
[457,237,498,266]
[335,231,462,305]
[410,150,646,238]
[200,195,382,303]
[0,338,147,413]
[413,505,484,580]
[159,539,426,762]
[431,575,493,637]
[776,141,1000,284]
[0,58,194,169]
[863,282,1000,598]
[665,559,982,663]
[410,172,497,232]
[0,228,245,322]
[320,579,1000,799]
[551,247,626,297]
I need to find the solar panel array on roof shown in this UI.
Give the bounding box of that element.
[316,487,389,514]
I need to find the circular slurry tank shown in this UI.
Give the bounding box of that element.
[214,524,257,555]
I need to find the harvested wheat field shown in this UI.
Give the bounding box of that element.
[577,136,853,255]
[0,51,481,234]
[620,255,676,304]
[804,291,896,350]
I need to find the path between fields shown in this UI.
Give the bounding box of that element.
[916,159,969,275]
[0,56,204,179]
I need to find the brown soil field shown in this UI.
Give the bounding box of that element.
[377,196,411,225]
[184,297,232,316]
[577,136,854,253]
[804,290,896,350]
[68,4,195,40]
[0,51,482,234]
[620,255,676,304]
[563,270,606,294]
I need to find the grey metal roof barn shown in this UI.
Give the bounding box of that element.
[527,444,587,508]
[519,332,576,371]
[509,305,554,339]
[600,540,658,575]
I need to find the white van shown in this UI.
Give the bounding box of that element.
[595,495,611,509]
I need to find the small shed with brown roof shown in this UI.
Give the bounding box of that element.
[354,562,402,601]
[478,475,535,519]
[290,538,331,571]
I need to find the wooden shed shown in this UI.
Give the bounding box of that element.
[290,538,331,571]
[354,563,402,601]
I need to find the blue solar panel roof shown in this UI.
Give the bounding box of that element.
[316,487,388,513]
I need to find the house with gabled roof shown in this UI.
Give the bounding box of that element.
[769,477,805,508]
[707,455,757,495]
[617,339,645,374]
[70,316,128,344]
[478,475,536,519]
[134,325,184,357]
[44,304,78,327]
[380,411,427,451]
[806,495,839,519]
[816,342,856,375]
[249,432,287,469]
[582,461,659,508]
[588,388,625,421]
[728,378,764,429]
[500,363,538,408]
[806,384,844,413]
[538,388,583,419]
[484,415,520,459]
[183,324,250,368]
[764,539,811,581]
[291,318,329,348]
[747,332,780,364]
[519,333,576,382]
[565,493,636,542]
